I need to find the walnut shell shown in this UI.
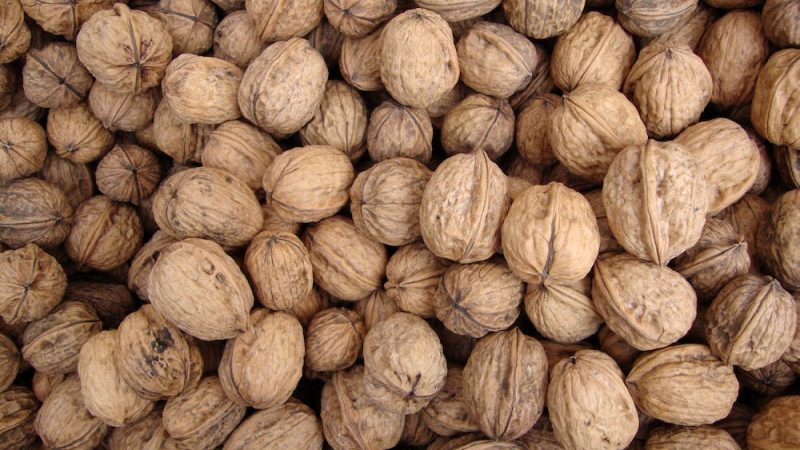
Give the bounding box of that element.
[645,426,740,450]
[763,0,800,48]
[503,0,584,39]
[224,400,324,450]
[746,130,772,195]
[245,230,313,311]
[427,82,467,128]
[758,190,800,290]
[603,141,707,266]
[0,333,18,391]
[366,100,433,163]
[163,376,247,450]
[380,9,459,109]
[0,0,30,64]
[525,277,602,344]
[593,253,696,351]
[0,65,13,111]
[597,326,641,372]
[747,395,800,449]
[714,403,753,448]
[616,0,698,37]
[96,144,161,205]
[40,154,92,213]
[153,100,213,164]
[0,386,38,449]
[21,0,113,40]
[0,178,73,250]
[509,44,554,112]
[324,0,395,37]
[21,301,101,374]
[127,231,177,301]
[420,151,509,263]
[384,241,448,318]
[64,279,135,328]
[107,407,171,450]
[401,411,435,447]
[514,95,561,166]
[549,84,648,182]
[260,203,300,235]
[239,38,328,136]
[300,81,367,161]
[213,11,263,70]
[363,312,446,414]
[339,27,384,92]
[776,146,800,189]
[350,157,431,246]
[738,359,797,396]
[35,376,108,450]
[584,189,623,255]
[0,88,43,122]
[89,84,157,133]
[717,194,769,262]
[643,2,716,51]
[784,299,800,374]
[355,289,399,333]
[246,0,323,43]
[626,344,739,425]
[22,42,92,109]
[421,366,479,437]
[0,118,45,185]
[47,102,114,164]
[0,243,66,325]
[162,55,241,126]
[751,49,800,147]
[442,94,514,160]
[463,328,548,440]
[308,18,344,67]
[201,120,280,191]
[305,307,365,372]
[157,0,217,55]
[76,4,173,93]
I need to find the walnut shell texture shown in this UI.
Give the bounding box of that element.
[246,0,323,43]
[96,144,161,205]
[157,0,218,56]
[224,400,324,450]
[21,301,101,374]
[339,27,384,92]
[201,120,280,191]
[324,0,395,37]
[503,0,585,39]
[355,289,399,332]
[0,332,19,392]
[34,376,108,450]
[127,231,177,302]
[616,0,698,37]
[32,371,66,403]
[21,0,113,40]
[0,243,66,325]
[738,359,797,396]
[643,2,716,51]
[525,277,602,344]
[305,307,365,372]
[442,94,515,161]
[509,43,555,112]
[213,10,263,69]
[0,65,12,112]
[747,395,800,450]
[22,42,92,109]
[0,178,73,249]
[308,18,344,67]
[107,407,171,450]
[751,49,800,147]
[645,426,741,450]
[162,54,242,125]
[0,118,44,184]
[366,100,433,163]
[245,230,313,311]
[385,241,448,318]
[421,366,479,437]
[515,94,561,166]
[153,100,213,164]
[0,386,38,449]
[40,153,92,212]
[758,189,800,290]
[47,102,114,164]
[88,83,157,132]
[300,80,368,161]
[763,0,800,48]
[0,0,30,64]
[415,0,499,21]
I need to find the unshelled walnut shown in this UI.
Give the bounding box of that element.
[616,0,698,37]
[32,371,65,402]
[157,0,217,55]
[0,178,73,249]
[152,100,213,164]
[127,231,177,302]
[300,81,368,160]
[751,49,800,147]
[526,277,602,344]
[308,18,344,67]
[305,307,365,372]
[503,0,584,39]
[0,118,44,183]
[738,359,797,396]
[324,0,394,37]
[763,0,800,48]
[21,0,112,39]
[202,120,280,190]
[0,0,30,64]
[339,27,384,92]
[0,332,18,391]
[96,144,161,205]
[212,11,263,69]
[509,43,555,112]
[224,400,324,450]
[245,230,313,311]
[246,0,323,43]
[35,377,108,450]
[515,94,561,166]
[355,289,399,332]
[776,146,800,189]
[107,407,172,450]
[758,189,800,290]
[40,154,92,212]
[645,426,740,450]
[63,279,133,329]
[717,194,769,262]
[0,386,38,449]
[88,83,157,132]
[162,55,241,125]
[401,411,435,447]
[748,396,800,450]
[0,243,66,325]
[22,42,92,109]
[366,100,433,163]
[47,102,114,164]
[385,241,448,318]
[421,366,479,437]
[0,65,12,111]
[441,94,515,160]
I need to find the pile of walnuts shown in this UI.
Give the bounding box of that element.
[0,0,799,449]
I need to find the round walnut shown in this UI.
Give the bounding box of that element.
[421,366,479,437]
[435,259,524,338]
[367,100,433,163]
[300,81,368,160]
[0,117,46,184]
[0,387,38,449]
[763,0,800,48]
[35,376,109,450]
[0,333,18,391]
[340,27,384,92]
[598,326,641,372]
[503,0,584,39]
[22,42,92,109]
[642,2,715,51]
[260,203,300,235]
[308,18,344,67]
[88,83,157,132]
[245,230,313,311]
[442,94,514,160]
[624,44,712,138]
[380,9,459,109]
[153,100,214,163]
[321,365,404,450]
[0,0,30,64]
[213,11,263,69]
[149,238,254,341]
[96,144,161,205]
[0,244,66,325]
[202,121,280,191]
[514,94,561,166]
[603,141,707,266]
[162,55,242,125]
[224,401,324,450]
[163,376,247,450]
[626,344,739,425]
[385,241,448,318]
[463,328,548,440]
[751,49,800,147]
[0,88,42,122]
[324,0,395,37]
[738,359,797,396]
[549,84,647,182]
[107,408,172,450]
[76,4,173,93]
[456,21,536,99]
[116,304,202,400]
[305,307,365,372]
[153,167,263,248]
[64,279,135,329]
[22,300,101,374]
[427,82,467,128]
[157,0,218,55]
[747,395,800,449]
[0,178,73,249]
[246,0,323,43]
[646,426,740,450]
[548,350,638,450]
[706,274,796,370]
[40,154,92,212]
[616,0,698,37]
[758,190,800,290]
[219,310,304,409]
[127,231,177,302]
[350,157,431,246]
[20,0,113,40]
[47,102,114,164]
[593,253,697,351]
[552,12,636,92]
[526,277,602,344]
[363,312,447,414]
[420,151,509,263]
[414,0,499,21]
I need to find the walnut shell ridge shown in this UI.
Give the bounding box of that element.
[305,307,365,372]
[201,120,281,191]
[384,241,449,318]
[300,80,368,161]
[22,42,92,109]
[0,0,30,64]
[751,49,800,147]
[441,94,515,161]
[0,243,66,325]
[245,230,313,311]
[503,0,585,39]
[366,100,433,164]
[246,0,323,43]
[0,117,46,184]
[525,276,602,344]
[223,400,324,450]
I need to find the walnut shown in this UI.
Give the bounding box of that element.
[245,230,313,311]
[0,332,18,392]
[339,27,384,92]
[162,55,241,125]
[747,396,800,450]
[758,190,800,290]
[260,203,300,235]
[427,82,467,128]
[0,88,43,122]
[201,120,280,191]
[645,426,740,450]
[515,94,561,166]
[598,326,641,372]
[0,386,37,448]
[584,189,623,254]
[324,0,395,37]
[526,277,602,344]
[0,0,30,64]
[63,279,136,328]
[503,0,584,39]
[414,0,499,21]
[763,0,800,48]
[305,307,365,372]
[717,194,769,262]
[0,178,73,249]
[308,18,344,67]
[96,144,161,205]
[747,129,772,195]
[212,11,263,69]
[0,118,45,184]
[0,243,66,325]
[246,0,323,43]
[157,0,217,55]
[224,400,324,450]
[366,100,433,163]
[127,231,177,302]
[738,359,797,396]
[107,407,171,450]
[22,42,92,109]
[300,81,368,160]
[38,154,90,213]
[616,0,698,37]
[31,372,64,403]
[355,289,399,332]
[384,241,448,318]
[47,102,114,164]
[21,301,101,374]
[88,84,157,132]
[0,64,13,111]
[714,403,753,448]
[751,49,800,147]
[153,100,213,164]
[286,287,329,328]
[783,298,800,374]
[509,44,554,112]
[504,153,547,185]
[442,94,514,160]
[421,366,479,437]
[34,376,109,450]
[21,0,113,39]
[401,411,435,447]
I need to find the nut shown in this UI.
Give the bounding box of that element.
[324,0,395,37]
[21,301,101,374]
[503,0,585,39]
[224,400,324,450]
[153,99,213,164]
[366,100,433,164]
[355,289,399,332]
[0,386,38,449]
[515,94,562,166]
[21,0,113,39]
[0,0,30,64]
[22,42,92,109]
[245,230,313,311]
[212,11,263,69]
[0,243,66,325]
[421,366,479,437]
[308,18,344,67]
[127,231,177,302]
[88,83,158,132]
[339,27,384,92]
[0,118,45,186]
[157,0,218,55]
[525,276,602,344]
[246,0,323,43]
[300,81,368,160]
[441,94,515,160]
[763,0,800,48]
[305,307,365,372]
[0,332,19,392]
[758,189,800,291]
[0,178,73,249]
[616,0,698,37]
[202,120,281,191]
[747,395,800,450]
[96,144,161,205]
[162,55,242,125]
[47,102,114,164]
[645,426,741,450]
[34,376,108,450]
[385,241,448,318]
[751,49,800,147]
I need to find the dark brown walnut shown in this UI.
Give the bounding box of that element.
[32,371,66,402]
[435,259,524,338]
[162,54,241,125]
[584,190,623,254]
[0,316,25,342]
[149,238,254,341]
[107,407,172,450]
[502,183,599,284]
[763,0,800,48]
[463,328,548,440]
[116,304,202,400]
[0,386,38,449]
[738,359,797,396]
[263,145,354,223]
[747,395,800,449]
[751,49,800,148]
[163,376,247,450]
[260,203,301,235]
[300,81,368,160]
[758,190,800,290]
[355,289,399,332]
[64,279,135,328]
[324,0,395,37]
[246,0,323,43]
[421,366,479,437]
[598,326,641,372]
[239,38,328,137]
[552,12,635,92]
[380,9,459,108]
[401,411,435,447]
[717,194,769,262]
[366,100,433,163]
[46,102,114,164]
[420,151,509,263]
[76,4,173,93]
[616,0,698,37]
[22,42,92,109]
[0,178,73,249]
[219,310,304,409]
[503,0,584,39]
[594,253,696,351]
[224,400,324,450]
[127,231,177,302]
[456,21,536,99]
[287,287,329,328]
[646,426,740,450]
[549,84,647,182]
[308,18,344,67]
[626,344,739,425]
[715,403,753,448]
[153,167,263,248]
[305,307,365,372]
[340,27,384,92]
[0,243,66,325]
[0,89,43,122]
[21,301,101,374]
[157,0,217,55]
[153,100,213,164]
[776,146,800,189]
[88,84,157,132]
[245,230,313,311]
[706,274,796,370]
[603,141,707,266]
[363,312,446,414]
[0,0,30,64]
[0,333,18,391]
[747,129,772,195]
[385,242,448,318]
[548,351,638,450]
[509,44,554,112]
[674,219,750,301]
[213,11,263,69]
[35,376,108,450]
[0,65,13,111]
[442,94,514,160]
[526,277,602,344]
[96,144,161,205]
[515,94,561,166]
[21,0,112,39]
[0,117,46,184]
[320,365,404,450]
[350,158,431,246]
